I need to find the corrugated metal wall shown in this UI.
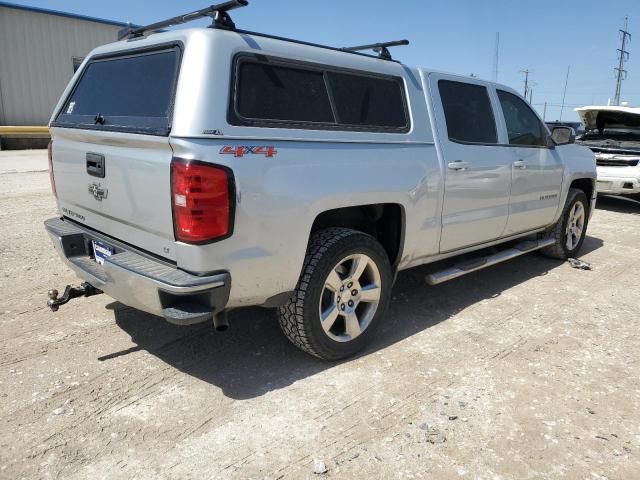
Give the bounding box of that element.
[0,6,120,125]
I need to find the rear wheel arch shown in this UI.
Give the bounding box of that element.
[309,203,405,270]
[278,227,393,360]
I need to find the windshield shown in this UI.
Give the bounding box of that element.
[54,46,181,136]
[582,128,640,140]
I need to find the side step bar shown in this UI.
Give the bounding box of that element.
[426,238,555,285]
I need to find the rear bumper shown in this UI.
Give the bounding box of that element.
[44,217,230,324]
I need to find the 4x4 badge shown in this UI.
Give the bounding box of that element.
[220,146,277,158]
[88,182,108,201]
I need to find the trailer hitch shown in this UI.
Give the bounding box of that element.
[47,283,103,312]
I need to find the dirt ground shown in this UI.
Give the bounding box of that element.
[1,149,639,480]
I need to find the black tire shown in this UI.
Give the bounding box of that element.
[278,228,392,360]
[540,188,589,259]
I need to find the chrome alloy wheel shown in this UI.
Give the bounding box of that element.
[319,253,382,342]
[565,200,585,250]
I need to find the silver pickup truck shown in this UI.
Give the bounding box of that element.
[44,2,596,360]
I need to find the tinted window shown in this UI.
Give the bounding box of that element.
[231,56,410,132]
[327,72,407,128]
[236,62,333,123]
[439,80,497,143]
[55,48,180,135]
[498,90,546,146]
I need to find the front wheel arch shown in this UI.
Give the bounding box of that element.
[541,188,589,259]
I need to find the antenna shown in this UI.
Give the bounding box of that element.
[613,16,631,105]
[559,65,570,121]
[118,0,248,40]
[492,32,499,82]
[343,40,409,60]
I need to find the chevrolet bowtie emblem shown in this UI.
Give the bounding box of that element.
[88,182,108,201]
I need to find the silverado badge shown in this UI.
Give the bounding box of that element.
[88,182,108,201]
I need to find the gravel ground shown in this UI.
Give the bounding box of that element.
[1,150,639,480]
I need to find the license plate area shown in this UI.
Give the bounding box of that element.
[91,240,114,264]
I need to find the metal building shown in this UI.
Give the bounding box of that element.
[0,2,128,130]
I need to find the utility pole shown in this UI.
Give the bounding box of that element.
[560,65,570,121]
[520,69,531,99]
[614,16,631,105]
[492,32,500,82]
[543,102,548,121]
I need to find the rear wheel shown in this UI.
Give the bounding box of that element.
[541,188,589,259]
[278,228,392,360]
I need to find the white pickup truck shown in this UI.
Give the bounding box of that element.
[576,105,640,198]
[44,2,597,360]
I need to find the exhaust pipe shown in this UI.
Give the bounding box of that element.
[212,310,229,332]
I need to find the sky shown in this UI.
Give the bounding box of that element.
[10,0,640,122]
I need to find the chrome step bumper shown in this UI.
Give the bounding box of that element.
[44,217,230,324]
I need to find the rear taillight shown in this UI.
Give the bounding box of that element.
[47,140,57,197]
[171,158,234,243]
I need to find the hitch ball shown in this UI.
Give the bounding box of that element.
[46,283,102,312]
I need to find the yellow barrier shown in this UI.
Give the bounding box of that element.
[0,126,49,135]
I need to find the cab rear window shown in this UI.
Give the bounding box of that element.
[53,46,181,136]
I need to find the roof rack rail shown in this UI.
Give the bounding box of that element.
[117,0,249,41]
[342,39,409,60]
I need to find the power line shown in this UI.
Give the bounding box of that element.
[533,103,590,107]
[613,16,631,105]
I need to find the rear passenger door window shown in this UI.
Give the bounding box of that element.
[438,80,497,144]
[497,90,547,147]
[230,55,409,132]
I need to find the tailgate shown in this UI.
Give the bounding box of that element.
[51,129,176,260]
[49,44,182,261]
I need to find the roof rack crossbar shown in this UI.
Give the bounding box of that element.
[118,0,248,40]
[342,39,409,60]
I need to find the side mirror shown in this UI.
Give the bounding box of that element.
[551,126,575,146]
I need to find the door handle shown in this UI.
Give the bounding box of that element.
[448,160,470,171]
[513,160,526,169]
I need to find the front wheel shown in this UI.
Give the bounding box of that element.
[278,228,392,360]
[541,188,589,259]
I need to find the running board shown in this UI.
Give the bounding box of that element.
[425,238,555,285]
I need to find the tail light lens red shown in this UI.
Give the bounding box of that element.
[47,140,57,197]
[171,159,234,243]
